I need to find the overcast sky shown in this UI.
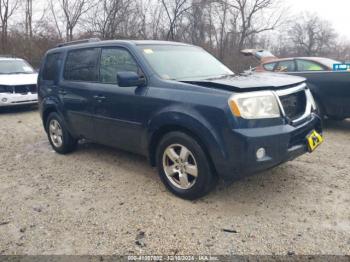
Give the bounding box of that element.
[285,0,350,40]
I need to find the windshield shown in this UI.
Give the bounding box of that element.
[139,45,233,80]
[0,59,35,74]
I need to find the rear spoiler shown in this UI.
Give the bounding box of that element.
[240,49,277,62]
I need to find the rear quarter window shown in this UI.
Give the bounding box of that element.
[42,53,61,81]
[64,48,100,82]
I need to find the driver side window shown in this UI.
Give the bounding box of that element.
[99,48,139,84]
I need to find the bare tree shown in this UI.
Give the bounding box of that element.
[289,13,337,56]
[0,0,20,51]
[160,0,192,40]
[148,3,164,39]
[223,0,282,50]
[333,39,350,61]
[87,0,145,39]
[25,0,33,39]
[3,0,338,73]
[89,0,129,38]
[52,0,95,41]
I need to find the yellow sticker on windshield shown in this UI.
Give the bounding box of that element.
[144,49,154,54]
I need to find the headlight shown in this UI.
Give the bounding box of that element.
[228,91,281,119]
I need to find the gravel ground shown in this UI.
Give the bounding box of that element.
[0,107,349,255]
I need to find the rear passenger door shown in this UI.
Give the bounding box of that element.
[90,47,147,153]
[59,48,100,139]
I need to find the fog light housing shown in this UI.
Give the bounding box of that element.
[1,98,8,103]
[256,148,266,160]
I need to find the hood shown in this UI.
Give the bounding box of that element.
[182,73,305,92]
[0,73,38,86]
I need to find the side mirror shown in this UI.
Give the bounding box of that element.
[117,71,146,87]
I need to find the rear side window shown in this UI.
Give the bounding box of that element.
[296,60,325,71]
[42,53,61,81]
[64,48,99,82]
[263,62,276,71]
[99,48,139,84]
[275,60,295,72]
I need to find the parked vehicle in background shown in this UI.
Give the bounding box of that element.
[241,49,350,121]
[0,57,38,107]
[38,39,323,199]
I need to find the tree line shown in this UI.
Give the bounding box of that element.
[1,0,349,70]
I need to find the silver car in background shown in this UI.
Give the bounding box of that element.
[0,57,38,107]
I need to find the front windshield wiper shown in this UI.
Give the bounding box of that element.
[176,73,235,82]
[205,73,235,80]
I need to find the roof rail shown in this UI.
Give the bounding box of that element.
[56,38,101,48]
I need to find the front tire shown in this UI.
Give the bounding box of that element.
[156,131,216,200]
[46,112,77,154]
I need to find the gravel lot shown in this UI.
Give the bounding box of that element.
[0,107,349,255]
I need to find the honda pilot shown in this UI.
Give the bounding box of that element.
[38,39,323,199]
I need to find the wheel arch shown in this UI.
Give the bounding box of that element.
[42,105,58,132]
[147,111,229,178]
[148,124,219,176]
[41,97,67,133]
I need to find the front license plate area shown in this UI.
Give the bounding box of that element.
[307,130,323,152]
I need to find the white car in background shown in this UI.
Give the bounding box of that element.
[0,57,38,107]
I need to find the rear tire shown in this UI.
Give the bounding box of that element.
[156,131,217,200]
[46,112,77,154]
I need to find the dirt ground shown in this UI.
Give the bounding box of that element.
[0,107,349,255]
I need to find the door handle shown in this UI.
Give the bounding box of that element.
[93,95,106,101]
[58,89,67,95]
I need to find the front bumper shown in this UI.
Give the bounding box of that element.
[217,113,322,181]
[0,93,38,107]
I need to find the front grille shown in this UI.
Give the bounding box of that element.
[13,85,37,94]
[0,85,13,93]
[279,90,306,120]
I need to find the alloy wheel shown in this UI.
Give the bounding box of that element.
[162,144,198,189]
[49,119,63,148]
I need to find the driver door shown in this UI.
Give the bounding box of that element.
[90,47,147,154]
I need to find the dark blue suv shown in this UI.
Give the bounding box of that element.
[38,39,323,199]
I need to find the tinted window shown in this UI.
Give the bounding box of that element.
[263,62,276,71]
[296,60,325,71]
[99,48,139,84]
[64,48,99,81]
[42,53,60,81]
[275,60,295,72]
